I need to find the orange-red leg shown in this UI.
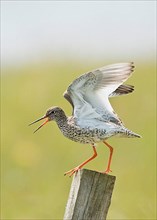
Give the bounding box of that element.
[64,144,97,177]
[102,141,113,173]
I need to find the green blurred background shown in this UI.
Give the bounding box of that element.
[1,1,156,220]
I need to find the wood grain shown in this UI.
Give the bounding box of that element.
[64,169,116,220]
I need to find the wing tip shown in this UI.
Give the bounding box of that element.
[100,62,135,72]
[109,84,135,97]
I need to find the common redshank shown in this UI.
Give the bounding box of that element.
[29,62,141,176]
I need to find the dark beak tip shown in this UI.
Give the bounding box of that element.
[28,115,46,127]
[30,117,49,134]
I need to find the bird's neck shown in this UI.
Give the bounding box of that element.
[54,110,68,128]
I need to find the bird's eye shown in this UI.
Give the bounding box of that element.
[46,110,54,116]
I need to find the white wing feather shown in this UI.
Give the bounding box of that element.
[64,62,134,126]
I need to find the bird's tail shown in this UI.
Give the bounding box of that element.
[116,127,141,138]
[124,129,142,138]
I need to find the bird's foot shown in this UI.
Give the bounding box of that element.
[101,168,112,174]
[64,166,81,177]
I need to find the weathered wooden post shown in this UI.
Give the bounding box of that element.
[64,169,116,220]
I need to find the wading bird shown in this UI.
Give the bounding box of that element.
[29,62,141,176]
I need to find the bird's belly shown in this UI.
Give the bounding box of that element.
[62,127,108,144]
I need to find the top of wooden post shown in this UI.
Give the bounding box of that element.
[64,169,116,220]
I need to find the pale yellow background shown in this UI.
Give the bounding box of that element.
[1,1,156,219]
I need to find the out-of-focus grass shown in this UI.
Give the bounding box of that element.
[1,61,156,219]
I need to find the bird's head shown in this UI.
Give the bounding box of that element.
[29,106,63,133]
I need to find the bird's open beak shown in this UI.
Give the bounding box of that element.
[29,115,49,133]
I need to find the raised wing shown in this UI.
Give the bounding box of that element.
[63,62,134,125]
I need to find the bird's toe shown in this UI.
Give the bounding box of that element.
[64,166,81,177]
